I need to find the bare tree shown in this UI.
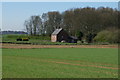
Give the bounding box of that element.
[42,13,48,34]
[24,15,43,35]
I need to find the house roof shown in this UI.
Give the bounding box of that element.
[52,28,63,35]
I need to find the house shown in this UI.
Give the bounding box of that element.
[51,28,69,42]
[51,28,78,43]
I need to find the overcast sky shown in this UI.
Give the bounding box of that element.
[1,2,118,31]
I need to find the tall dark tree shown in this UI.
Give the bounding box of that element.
[46,11,62,35]
[62,10,74,35]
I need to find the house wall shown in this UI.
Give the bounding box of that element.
[51,35,57,42]
[57,30,69,42]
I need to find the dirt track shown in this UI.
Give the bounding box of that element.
[1,43,118,49]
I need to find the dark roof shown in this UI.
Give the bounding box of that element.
[52,28,63,35]
[69,36,78,39]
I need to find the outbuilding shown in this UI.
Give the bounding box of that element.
[68,36,78,43]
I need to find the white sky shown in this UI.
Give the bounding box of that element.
[1,0,120,2]
[0,0,119,31]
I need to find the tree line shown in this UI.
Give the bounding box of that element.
[24,7,119,43]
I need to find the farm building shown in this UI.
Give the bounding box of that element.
[68,36,78,43]
[51,28,78,43]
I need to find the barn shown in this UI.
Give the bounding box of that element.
[51,28,78,43]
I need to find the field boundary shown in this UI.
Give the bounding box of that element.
[1,43,118,49]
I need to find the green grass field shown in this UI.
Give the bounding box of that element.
[2,48,118,78]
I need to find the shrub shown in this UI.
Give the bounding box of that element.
[94,29,119,43]
[85,33,97,43]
